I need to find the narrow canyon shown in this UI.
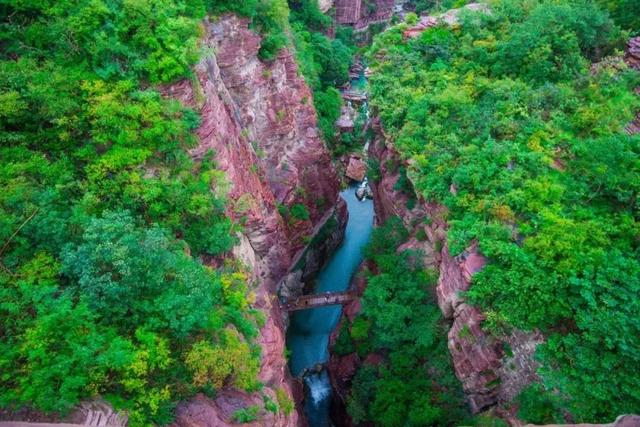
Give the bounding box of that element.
[0,1,639,427]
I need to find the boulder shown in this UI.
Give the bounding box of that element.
[336,106,355,131]
[403,3,490,39]
[625,37,640,70]
[346,156,367,181]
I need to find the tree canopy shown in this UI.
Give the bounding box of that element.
[0,1,267,423]
[366,0,640,421]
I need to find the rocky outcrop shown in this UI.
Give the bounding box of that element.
[318,0,334,13]
[403,3,490,38]
[173,390,290,427]
[334,0,394,29]
[403,15,438,38]
[345,156,366,181]
[436,240,542,412]
[162,14,344,427]
[625,37,640,70]
[279,199,348,299]
[363,128,541,414]
[367,122,425,227]
[334,0,361,24]
[336,104,356,132]
[624,38,640,135]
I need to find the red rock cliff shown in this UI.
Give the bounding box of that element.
[162,14,344,427]
[334,0,394,28]
[364,125,542,414]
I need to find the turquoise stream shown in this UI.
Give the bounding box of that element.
[286,184,374,426]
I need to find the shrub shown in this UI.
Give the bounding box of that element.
[232,405,260,423]
[275,387,294,415]
[516,384,563,424]
[290,203,310,221]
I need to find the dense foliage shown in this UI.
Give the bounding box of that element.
[597,0,640,33]
[336,219,472,426]
[366,0,640,421]
[288,0,355,150]
[0,0,272,423]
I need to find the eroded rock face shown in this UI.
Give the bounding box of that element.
[345,156,367,181]
[625,38,640,135]
[211,16,340,230]
[334,0,394,28]
[336,104,356,132]
[363,126,541,414]
[173,391,291,427]
[279,199,349,300]
[625,37,640,70]
[367,124,423,227]
[162,14,344,427]
[403,3,490,38]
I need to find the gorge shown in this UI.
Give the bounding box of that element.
[0,1,639,427]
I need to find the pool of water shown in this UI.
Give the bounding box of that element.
[286,184,374,427]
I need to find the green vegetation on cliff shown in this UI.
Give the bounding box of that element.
[366,0,640,422]
[0,1,271,423]
[288,0,354,149]
[336,219,471,426]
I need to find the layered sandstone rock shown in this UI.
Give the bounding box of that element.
[279,199,348,300]
[334,0,362,24]
[363,128,541,414]
[625,38,640,135]
[162,14,344,427]
[625,37,640,70]
[334,0,394,29]
[345,156,367,181]
[173,390,292,427]
[336,104,356,132]
[403,3,490,38]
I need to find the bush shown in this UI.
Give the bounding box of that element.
[333,321,356,355]
[232,405,260,423]
[290,203,310,221]
[275,388,294,415]
[517,384,564,424]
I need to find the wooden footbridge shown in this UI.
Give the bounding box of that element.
[342,90,367,102]
[281,291,356,311]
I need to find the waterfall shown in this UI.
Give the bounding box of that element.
[305,370,331,407]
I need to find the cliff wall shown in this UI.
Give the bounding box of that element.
[327,34,640,425]
[334,0,394,28]
[367,128,542,414]
[162,15,345,427]
[327,119,541,423]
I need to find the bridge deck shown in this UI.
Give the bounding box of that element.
[342,91,367,102]
[281,291,356,311]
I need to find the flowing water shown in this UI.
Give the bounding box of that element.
[286,185,374,426]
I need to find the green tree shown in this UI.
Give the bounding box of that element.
[61,211,221,338]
